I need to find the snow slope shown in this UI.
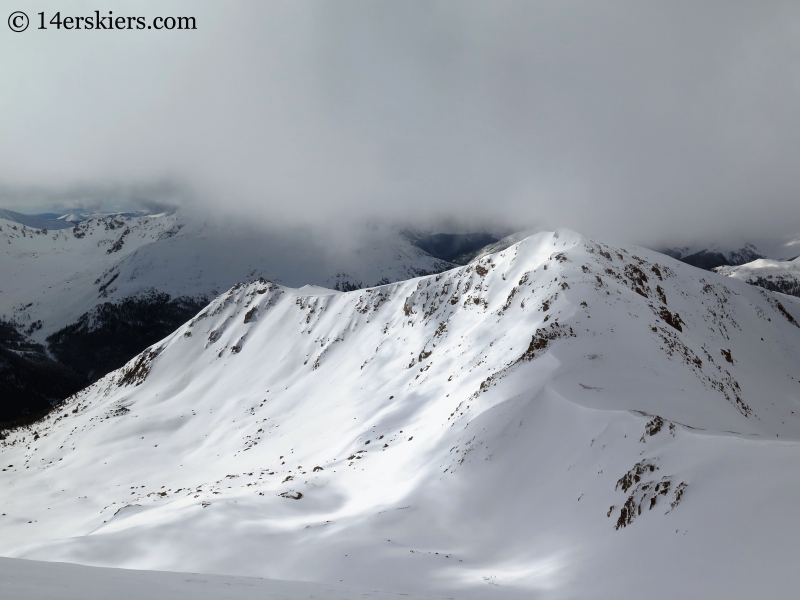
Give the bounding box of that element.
[2,230,800,599]
[0,557,445,600]
[0,212,453,341]
[716,257,800,298]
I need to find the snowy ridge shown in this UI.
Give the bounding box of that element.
[716,256,800,298]
[2,230,800,598]
[0,213,453,341]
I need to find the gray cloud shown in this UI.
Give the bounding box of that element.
[1,0,799,245]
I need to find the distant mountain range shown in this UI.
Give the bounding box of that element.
[659,240,800,270]
[660,242,764,270]
[655,239,800,298]
[0,209,154,231]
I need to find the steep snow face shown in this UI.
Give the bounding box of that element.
[0,214,452,341]
[716,257,800,298]
[2,231,800,599]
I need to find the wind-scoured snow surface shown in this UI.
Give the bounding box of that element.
[2,231,800,599]
[0,212,453,341]
[716,257,800,298]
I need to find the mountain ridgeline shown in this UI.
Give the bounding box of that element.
[0,212,458,427]
[2,231,799,598]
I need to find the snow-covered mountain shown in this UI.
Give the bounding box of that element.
[0,212,190,423]
[658,237,800,269]
[716,256,800,298]
[1,212,182,337]
[0,212,454,342]
[2,230,800,599]
[0,211,455,424]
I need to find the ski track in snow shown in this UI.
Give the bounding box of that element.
[2,230,800,599]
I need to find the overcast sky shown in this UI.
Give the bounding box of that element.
[1,0,799,246]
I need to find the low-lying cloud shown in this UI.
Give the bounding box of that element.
[2,0,799,247]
